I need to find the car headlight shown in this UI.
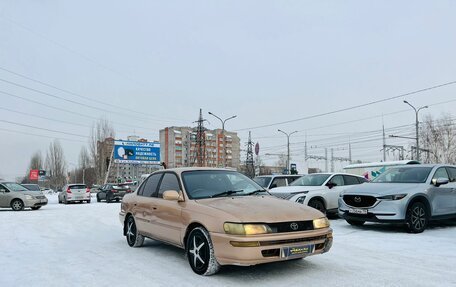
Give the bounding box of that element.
[377,194,407,200]
[25,195,34,200]
[313,217,330,229]
[223,223,273,235]
[296,196,306,204]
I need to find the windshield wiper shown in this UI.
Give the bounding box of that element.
[246,189,269,196]
[211,190,244,198]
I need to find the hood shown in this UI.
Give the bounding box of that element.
[269,186,325,194]
[19,190,44,196]
[343,183,423,196]
[195,195,324,222]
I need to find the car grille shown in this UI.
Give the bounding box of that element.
[36,195,46,199]
[268,221,314,233]
[260,235,327,246]
[343,195,377,208]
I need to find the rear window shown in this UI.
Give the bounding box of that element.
[69,185,86,189]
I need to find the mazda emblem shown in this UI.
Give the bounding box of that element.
[290,223,299,231]
[354,196,362,203]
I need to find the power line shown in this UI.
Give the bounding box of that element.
[236,80,456,131]
[0,127,86,144]
[0,119,89,138]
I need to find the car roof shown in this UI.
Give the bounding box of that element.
[306,172,365,177]
[255,174,303,178]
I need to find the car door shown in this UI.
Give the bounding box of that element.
[134,173,163,237]
[445,167,456,212]
[0,184,10,207]
[153,172,184,246]
[325,175,345,210]
[429,167,453,215]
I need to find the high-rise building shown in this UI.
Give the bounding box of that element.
[160,127,241,169]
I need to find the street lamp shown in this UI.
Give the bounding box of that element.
[208,112,237,168]
[277,129,298,174]
[403,100,428,161]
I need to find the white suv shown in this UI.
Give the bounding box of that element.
[268,173,367,215]
[253,174,302,189]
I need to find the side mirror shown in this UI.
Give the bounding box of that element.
[432,177,449,187]
[0,188,6,193]
[162,190,182,201]
[326,182,336,189]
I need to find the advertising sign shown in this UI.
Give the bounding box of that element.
[113,140,160,164]
[29,169,39,181]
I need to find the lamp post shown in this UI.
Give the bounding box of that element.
[277,129,298,174]
[403,100,428,161]
[208,112,237,168]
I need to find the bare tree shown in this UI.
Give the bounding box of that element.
[89,118,115,183]
[420,114,456,164]
[45,139,67,190]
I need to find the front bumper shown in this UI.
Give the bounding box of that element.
[338,197,407,222]
[210,228,333,266]
[24,197,48,207]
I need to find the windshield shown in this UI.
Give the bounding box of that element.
[69,185,86,189]
[372,167,432,183]
[4,183,29,192]
[22,184,41,191]
[253,176,272,188]
[290,174,331,186]
[182,170,266,199]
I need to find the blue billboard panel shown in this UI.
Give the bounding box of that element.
[113,140,160,164]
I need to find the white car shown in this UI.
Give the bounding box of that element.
[58,184,91,204]
[268,173,367,215]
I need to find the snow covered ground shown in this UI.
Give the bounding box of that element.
[1,194,455,287]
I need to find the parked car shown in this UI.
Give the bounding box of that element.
[58,184,91,204]
[339,164,456,233]
[22,184,42,192]
[120,168,333,276]
[97,183,132,203]
[90,184,101,193]
[253,174,302,189]
[0,181,48,211]
[269,173,367,215]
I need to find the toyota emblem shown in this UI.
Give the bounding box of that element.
[290,222,299,231]
[354,196,362,203]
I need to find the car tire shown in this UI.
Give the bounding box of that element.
[11,199,24,211]
[308,198,326,215]
[31,206,41,210]
[116,198,119,202]
[87,200,91,204]
[125,216,144,247]
[64,197,68,205]
[346,219,365,226]
[106,193,113,203]
[96,194,101,202]
[406,202,428,233]
[186,227,221,276]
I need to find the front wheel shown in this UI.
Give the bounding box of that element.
[186,227,220,276]
[406,202,428,233]
[106,193,113,203]
[346,219,365,226]
[96,194,101,202]
[125,216,144,247]
[308,199,326,215]
[11,199,24,211]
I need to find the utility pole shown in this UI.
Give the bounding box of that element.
[403,100,428,161]
[245,132,255,178]
[382,123,386,162]
[194,109,206,167]
[278,129,298,174]
[208,112,237,168]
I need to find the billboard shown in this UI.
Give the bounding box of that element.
[113,140,160,164]
[29,169,39,181]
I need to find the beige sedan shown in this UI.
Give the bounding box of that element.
[119,168,333,275]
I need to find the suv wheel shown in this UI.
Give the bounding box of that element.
[106,193,113,203]
[346,219,365,226]
[11,199,24,211]
[186,227,221,276]
[126,216,144,247]
[308,198,326,215]
[406,202,428,233]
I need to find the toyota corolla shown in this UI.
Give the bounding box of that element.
[119,168,333,275]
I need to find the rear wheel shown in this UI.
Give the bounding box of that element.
[11,199,24,211]
[406,202,428,233]
[106,193,113,203]
[125,216,144,247]
[346,219,365,226]
[308,198,326,215]
[186,227,220,276]
[31,206,41,210]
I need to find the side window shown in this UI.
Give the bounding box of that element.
[343,175,360,185]
[446,167,456,182]
[271,177,287,188]
[433,168,449,180]
[158,173,181,198]
[329,175,344,186]
[286,176,299,184]
[136,181,146,196]
[357,177,368,184]
[142,173,163,197]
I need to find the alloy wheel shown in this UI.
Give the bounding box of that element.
[411,206,426,231]
[126,217,137,246]
[11,199,24,211]
[187,231,210,274]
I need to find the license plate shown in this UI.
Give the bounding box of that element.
[349,208,368,215]
[282,245,314,258]
[75,196,82,200]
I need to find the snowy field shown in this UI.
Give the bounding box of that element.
[1,194,455,287]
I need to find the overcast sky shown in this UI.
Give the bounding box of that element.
[1,1,456,180]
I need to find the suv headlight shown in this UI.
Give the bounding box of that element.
[296,196,306,204]
[25,195,34,200]
[223,223,273,235]
[313,217,330,229]
[377,194,407,201]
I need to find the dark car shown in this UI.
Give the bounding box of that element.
[96,183,132,203]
